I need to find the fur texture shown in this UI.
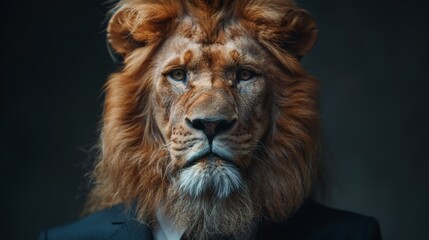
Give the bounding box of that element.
[85,0,319,239]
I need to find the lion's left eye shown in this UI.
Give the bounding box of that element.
[168,69,187,81]
[237,69,255,81]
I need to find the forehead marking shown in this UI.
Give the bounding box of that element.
[229,49,241,64]
[184,50,193,65]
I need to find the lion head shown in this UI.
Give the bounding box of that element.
[86,0,319,239]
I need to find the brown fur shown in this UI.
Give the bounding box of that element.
[85,0,319,239]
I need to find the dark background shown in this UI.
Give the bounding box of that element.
[1,0,428,239]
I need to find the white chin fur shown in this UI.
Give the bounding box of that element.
[177,162,243,199]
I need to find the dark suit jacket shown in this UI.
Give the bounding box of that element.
[39,200,381,240]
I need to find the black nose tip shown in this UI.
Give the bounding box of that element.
[187,118,236,143]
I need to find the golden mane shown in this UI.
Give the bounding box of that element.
[85,0,319,227]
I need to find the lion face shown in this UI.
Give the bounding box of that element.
[151,25,271,199]
[86,0,319,239]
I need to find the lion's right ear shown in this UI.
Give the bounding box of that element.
[107,2,182,57]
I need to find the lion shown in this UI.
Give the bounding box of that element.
[86,0,318,239]
[38,0,382,240]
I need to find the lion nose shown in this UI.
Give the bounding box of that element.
[187,118,237,144]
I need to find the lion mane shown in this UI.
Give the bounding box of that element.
[85,0,319,238]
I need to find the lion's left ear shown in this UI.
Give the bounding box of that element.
[257,9,318,59]
[280,9,318,57]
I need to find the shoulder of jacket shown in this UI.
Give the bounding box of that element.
[38,204,153,240]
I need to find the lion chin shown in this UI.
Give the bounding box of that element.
[177,155,243,199]
[85,0,320,239]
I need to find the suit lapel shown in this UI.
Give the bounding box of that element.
[107,220,153,240]
[105,204,154,240]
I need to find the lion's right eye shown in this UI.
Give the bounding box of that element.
[168,69,187,81]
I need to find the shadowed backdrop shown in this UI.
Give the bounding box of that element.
[1,0,428,239]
